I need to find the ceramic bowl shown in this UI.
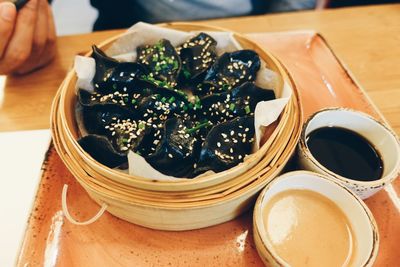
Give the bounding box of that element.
[253,171,379,267]
[298,108,400,199]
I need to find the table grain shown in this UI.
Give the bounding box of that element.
[0,4,399,134]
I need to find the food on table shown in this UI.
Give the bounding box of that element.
[91,45,147,93]
[196,116,255,174]
[145,117,202,177]
[196,49,261,95]
[137,39,181,88]
[177,33,217,84]
[78,134,127,168]
[263,189,356,267]
[198,82,275,124]
[76,33,275,177]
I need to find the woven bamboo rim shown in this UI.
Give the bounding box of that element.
[51,76,301,206]
[53,106,299,208]
[55,23,297,194]
[55,95,298,204]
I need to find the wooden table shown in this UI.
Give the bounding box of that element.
[0,5,398,266]
[0,4,399,134]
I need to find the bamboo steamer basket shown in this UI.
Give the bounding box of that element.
[54,92,299,202]
[57,23,294,192]
[52,91,301,230]
[53,96,300,230]
[51,23,303,230]
[56,94,296,201]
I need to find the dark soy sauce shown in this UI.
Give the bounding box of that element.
[306,127,383,181]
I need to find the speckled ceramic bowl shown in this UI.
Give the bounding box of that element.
[298,108,400,199]
[253,171,379,267]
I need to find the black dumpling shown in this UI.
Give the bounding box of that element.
[198,82,275,124]
[76,102,136,136]
[91,45,118,85]
[109,62,147,84]
[107,118,154,154]
[137,39,181,88]
[77,81,156,113]
[77,88,135,110]
[195,116,255,174]
[135,125,164,157]
[78,134,127,168]
[177,33,217,83]
[197,92,237,124]
[231,82,275,108]
[137,92,189,124]
[197,50,261,95]
[146,118,202,177]
[91,45,147,93]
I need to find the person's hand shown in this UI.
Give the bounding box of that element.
[0,0,56,75]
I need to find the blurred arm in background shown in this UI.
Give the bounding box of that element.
[91,0,323,31]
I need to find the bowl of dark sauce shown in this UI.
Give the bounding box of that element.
[298,108,400,199]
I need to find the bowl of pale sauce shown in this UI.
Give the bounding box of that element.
[253,171,379,267]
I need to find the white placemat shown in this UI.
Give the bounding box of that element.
[0,129,51,267]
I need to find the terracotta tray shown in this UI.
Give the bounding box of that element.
[17,31,399,267]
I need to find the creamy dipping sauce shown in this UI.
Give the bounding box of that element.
[263,190,356,267]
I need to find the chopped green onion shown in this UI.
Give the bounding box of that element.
[155,41,163,50]
[161,97,167,103]
[245,105,251,114]
[138,122,146,129]
[168,96,175,103]
[182,68,191,79]
[155,80,168,88]
[131,99,137,105]
[222,84,230,91]
[186,121,211,134]
[112,83,117,90]
[229,103,236,111]
[173,60,179,70]
[175,90,187,98]
[194,96,202,109]
[141,74,156,83]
